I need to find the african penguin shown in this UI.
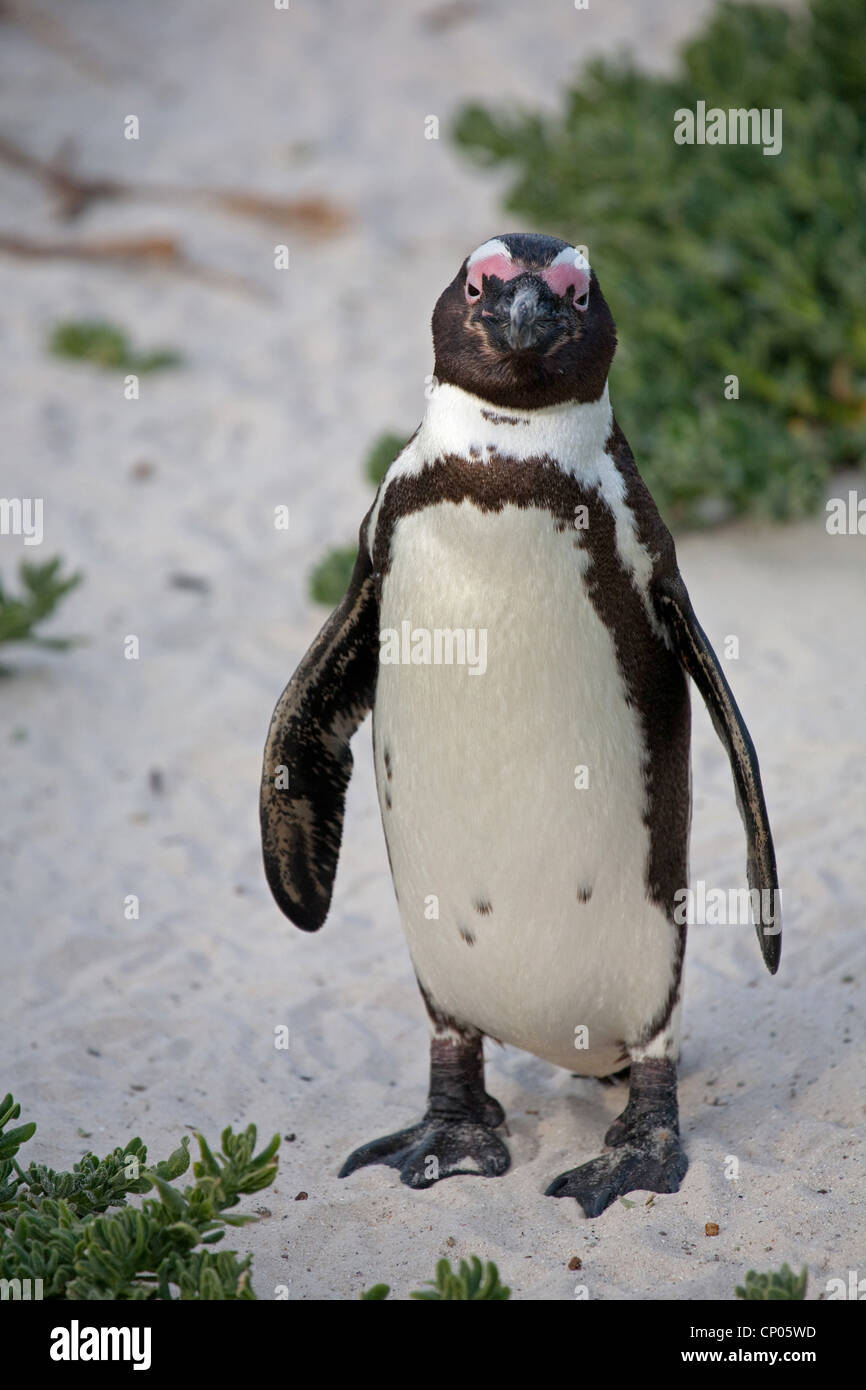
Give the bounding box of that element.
[260,231,781,1217]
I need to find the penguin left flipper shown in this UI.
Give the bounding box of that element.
[260,513,379,932]
[654,573,782,974]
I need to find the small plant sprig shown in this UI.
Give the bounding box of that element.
[364,432,407,488]
[0,1094,37,1172]
[50,319,182,373]
[735,1264,808,1300]
[309,430,409,606]
[412,1255,510,1300]
[309,544,360,607]
[0,557,83,662]
[0,1090,279,1300]
[361,1255,511,1301]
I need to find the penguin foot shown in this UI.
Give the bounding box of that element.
[340,1030,510,1188]
[547,1056,688,1216]
[339,1109,510,1189]
[545,1127,688,1217]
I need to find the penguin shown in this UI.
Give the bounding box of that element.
[260,232,781,1217]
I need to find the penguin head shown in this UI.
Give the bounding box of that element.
[431,232,616,410]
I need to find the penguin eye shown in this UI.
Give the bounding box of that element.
[465,278,482,303]
[575,288,589,311]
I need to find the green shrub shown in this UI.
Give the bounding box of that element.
[735,1263,808,1300]
[50,320,182,372]
[308,432,410,605]
[0,1091,279,1300]
[361,1256,510,1301]
[364,432,408,487]
[453,0,866,524]
[0,557,82,665]
[309,544,359,607]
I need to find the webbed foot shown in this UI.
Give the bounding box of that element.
[546,1127,688,1216]
[338,1030,510,1188]
[339,1111,509,1187]
[546,1056,687,1217]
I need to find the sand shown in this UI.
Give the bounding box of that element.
[2,0,863,1300]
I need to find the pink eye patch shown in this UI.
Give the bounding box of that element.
[464,254,520,300]
[542,260,590,306]
[465,253,590,309]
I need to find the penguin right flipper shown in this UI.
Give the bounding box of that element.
[654,573,781,974]
[260,516,379,932]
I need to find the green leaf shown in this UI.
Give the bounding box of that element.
[409,1255,511,1301]
[0,1123,37,1161]
[49,320,182,373]
[309,545,357,607]
[735,1264,808,1301]
[151,1137,191,1182]
[193,1133,221,1179]
[145,1172,188,1220]
[250,1133,281,1169]
[0,1090,280,1300]
[364,431,409,486]
[0,558,83,656]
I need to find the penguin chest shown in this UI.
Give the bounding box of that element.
[373,498,680,1073]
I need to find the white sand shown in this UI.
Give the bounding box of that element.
[2,0,863,1300]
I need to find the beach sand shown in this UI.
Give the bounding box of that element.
[2,0,862,1299]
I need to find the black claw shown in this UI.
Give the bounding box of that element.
[338,1121,427,1178]
[339,1117,510,1188]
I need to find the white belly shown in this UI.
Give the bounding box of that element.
[373,500,679,1074]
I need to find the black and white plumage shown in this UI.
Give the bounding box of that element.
[260,232,780,1216]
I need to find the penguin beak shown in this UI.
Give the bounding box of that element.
[475,272,563,355]
[505,283,544,351]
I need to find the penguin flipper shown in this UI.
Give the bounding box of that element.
[260,520,379,931]
[654,574,781,974]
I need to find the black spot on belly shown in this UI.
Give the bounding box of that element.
[385,790,392,810]
[473,898,492,916]
[576,884,593,903]
[384,745,393,781]
[458,924,476,946]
